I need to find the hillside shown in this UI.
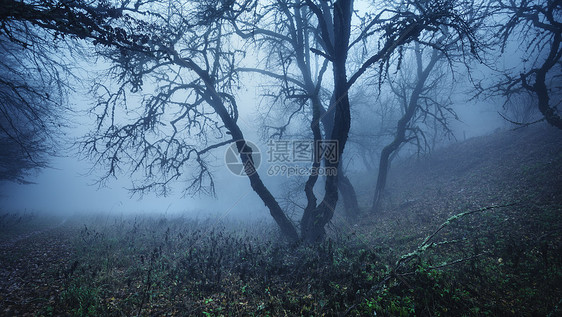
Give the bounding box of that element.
[345,124,559,224]
[383,124,562,214]
[352,124,561,239]
[342,124,562,314]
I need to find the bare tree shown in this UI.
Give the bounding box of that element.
[371,42,457,212]
[233,0,361,221]
[345,90,401,173]
[489,0,561,129]
[299,0,480,240]
[499,92,542,125]
[81,1,302,240]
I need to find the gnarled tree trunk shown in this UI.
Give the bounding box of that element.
[371,46,442,212]
[301,0,353,242]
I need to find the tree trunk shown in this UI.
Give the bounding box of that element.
[338,168,360,219]
[371,142,399,212]
[231,134,299,242]
[246,163,300,241]
[301,95,323,241]
[371,46,441,212]
[320,94,360,219]
[191,63,300,241]
[302,0,353,242]
[528,33,562,130]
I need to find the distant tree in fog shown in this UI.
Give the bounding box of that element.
[499,92,543,126]
[371,42,457,212]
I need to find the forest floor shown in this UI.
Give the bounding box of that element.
[1,124,561,316]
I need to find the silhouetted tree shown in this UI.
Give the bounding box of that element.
[371,42,457,212]
[300,0,480,240]
[84,0,478,242]
[233,0,361,221]
[0,15,73,183]
[3,0,301,240]
[489,0,561,129]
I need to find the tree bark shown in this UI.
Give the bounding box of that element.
[302,0,353,242]
[371,142,399,212]
[371,47,441,212]
[223,116,299,242]
[319,95,360,219]
[526,32,562,130]
[337,167,360,219]
[183,57,300,241]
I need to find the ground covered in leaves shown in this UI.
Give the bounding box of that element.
[1,125,561,316]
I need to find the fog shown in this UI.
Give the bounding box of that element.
[2,0,561,315]
[0,85,506,217]
[0,22,515,219]
[1,77,273,219]
[0,56,507,218]
[0,1,535,221]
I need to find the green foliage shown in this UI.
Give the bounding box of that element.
[361,288,415,316]
[60,284,104,316]
[355,261,475,316]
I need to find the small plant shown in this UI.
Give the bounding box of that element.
[60,284,104,316]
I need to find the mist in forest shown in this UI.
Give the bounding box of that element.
[0,48,509,218]
[0,87,504,217]
[0,0,560,315]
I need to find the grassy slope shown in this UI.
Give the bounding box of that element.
[345,124,562,315]
[0,124,560,316]
[350,124,562,250]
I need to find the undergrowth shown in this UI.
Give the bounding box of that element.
[0,202,556,316]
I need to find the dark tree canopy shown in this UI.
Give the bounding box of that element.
[0,23,70,183]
